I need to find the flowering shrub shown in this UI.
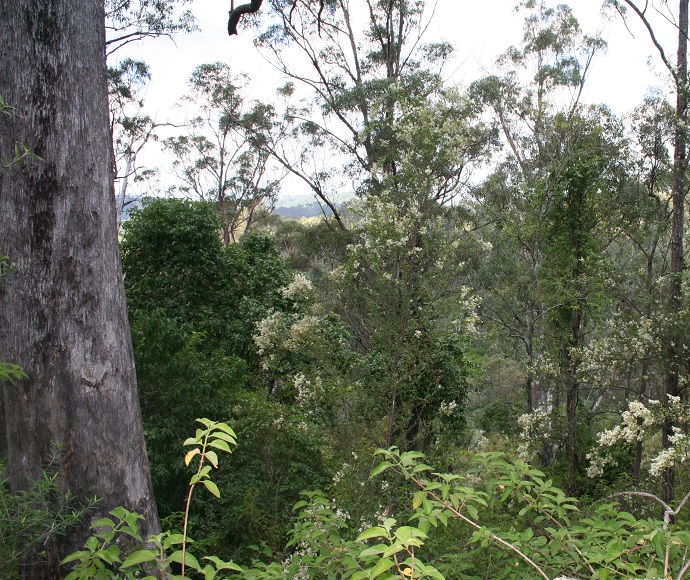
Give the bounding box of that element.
[587,395,690,479]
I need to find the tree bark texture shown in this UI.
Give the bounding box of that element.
[0,0,160,576]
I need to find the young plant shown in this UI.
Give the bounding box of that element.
[181,418,237,578]
[60,419,240,579]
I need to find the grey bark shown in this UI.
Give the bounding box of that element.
[0,0,160,576]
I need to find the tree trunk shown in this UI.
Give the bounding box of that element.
[661,0,688,505]
[0,0,160,576]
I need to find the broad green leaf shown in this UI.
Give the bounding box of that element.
[169,550,201,571]
[357,526,388,542]
[371,461,393,477]
[202,479,220,498]
[383,542,405,557]
[208,439,232,453]
[121,550,158,567]
[370,557,394,579]
[466,504,478,520]
[394,526,426,543]
[205,450,219,468]
[412,491,426,509]
[359,544,386,558]
[209,431,236,445]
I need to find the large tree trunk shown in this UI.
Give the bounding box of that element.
[0,0,160,576]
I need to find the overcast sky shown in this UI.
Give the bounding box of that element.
[116,0,679,197]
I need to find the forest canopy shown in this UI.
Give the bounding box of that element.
[2,0,690,578]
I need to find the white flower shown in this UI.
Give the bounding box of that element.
[281,273,314,300]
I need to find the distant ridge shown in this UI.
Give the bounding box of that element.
[274,192,354,219]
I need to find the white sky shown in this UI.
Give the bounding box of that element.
[116,0,679,197]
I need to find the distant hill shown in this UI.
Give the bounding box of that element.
[274,193,355,219]
[117,193,355,223]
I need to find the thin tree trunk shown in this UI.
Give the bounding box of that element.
[0,0,160,576]
[661,0,688,505]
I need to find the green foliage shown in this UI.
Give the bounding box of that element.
[211,392,332,560]
[0,454,95,578]
[61,420,242,580]
[371,447,690,579]
[0,95,40,171]
[163,63,279,244]
[60,437,690,579]
[121,198,290,359]
[105,0,198,53]
[0,361,26,383]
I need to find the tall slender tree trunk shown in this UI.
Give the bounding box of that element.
[662,0,688,505]
[565,306,583,493]
[622,0,689,507]
[0,0,160,576]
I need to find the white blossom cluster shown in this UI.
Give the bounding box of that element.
[649,427,689,476]
[253,310,321,370]
[578,317,659,389]
[517,406,551,463]
[281,273,314,300]
[293,373,323,409]
[439,400,458,417]
[332,461,351,486]
[587,396,690,479]
[469,429,489,451]
[452,286,481,336]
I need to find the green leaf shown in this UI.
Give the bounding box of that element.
[209,431,236,445]
[359,544,386,558]
[208,439,232,453]
[383,542,405,557]
[466,504,478,521]
[357,526,388,542]
[394,526,426,543]
[61,550,90,565]
[413,491,426,509]
[92,518,115,529]
[121,550,158,568]
[203,556,244,571]
[205,450,219,468]
[371,461,393,477]
[212,422,236,437]
[169,550,201,571]
[202,479,220,498]
[370,557,394,578]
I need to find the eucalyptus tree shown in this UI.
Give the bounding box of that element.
[105,0,197,55]
[251,0,459,223]
[472,1,605,401]
[577,93,675,488]
[164,63,281,245]
[105,0,199,225]
[471,1,618,489]
[108,58,160,225]
[0,0,160,575]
